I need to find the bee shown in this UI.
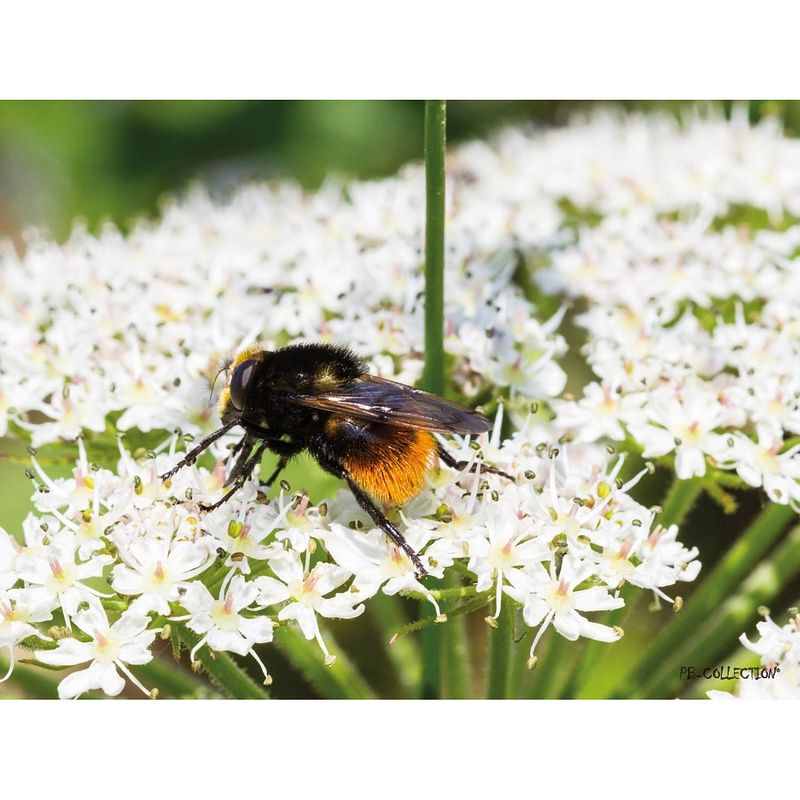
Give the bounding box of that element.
[160,342,511,576]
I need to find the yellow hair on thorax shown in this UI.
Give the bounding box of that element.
[232,345,268,368]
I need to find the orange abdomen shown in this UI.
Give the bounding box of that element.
[333,419,437,506]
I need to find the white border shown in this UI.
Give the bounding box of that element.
[3,699,796,794]
[3,1,800,98]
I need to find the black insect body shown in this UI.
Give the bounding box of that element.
[161,343,512,576]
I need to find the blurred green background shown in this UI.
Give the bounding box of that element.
[3,100,800,699]
[2,100,799,247]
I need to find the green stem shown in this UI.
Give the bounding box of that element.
[420,99,446,396]
[175,624,268,699]
[641,524,800,698]
[530,629,573,698]
[486,601,514,698]
[440,574,473,698]
[506,626,531,698]
[619,501,795,698]
[442,618,472,698]
[369,593,421,696]
[564,476,703,698]
[659,477,704,528]
[420,607,442,699]
[419,99,447,699]
[272,624,376,699]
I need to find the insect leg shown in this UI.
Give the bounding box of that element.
[342,474,428,578]
[226,433,249,462]
[199,441,268,512]
[260,440,304,487]
[262,456,290,488]
[160,420,241,482]
[226,435,257,485]
[437,443,514,481]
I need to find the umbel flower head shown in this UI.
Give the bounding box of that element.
[7,106,800,697]
[1,416,698,697]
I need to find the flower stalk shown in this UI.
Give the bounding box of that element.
[420,98,447,396]
[419,99,449,699]
[486,599,515,698]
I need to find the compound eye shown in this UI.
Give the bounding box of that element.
[229,359,256,411]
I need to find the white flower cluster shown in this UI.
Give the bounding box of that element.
[531,121,800,500]
[0,152,569,447]
[1,423,698,697]
[547,216,800,495]
[9,106,800,697]
[709,607,800,699]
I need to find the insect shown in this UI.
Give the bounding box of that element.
[160,342,512,576]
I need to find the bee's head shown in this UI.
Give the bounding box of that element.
[216,346,266,418]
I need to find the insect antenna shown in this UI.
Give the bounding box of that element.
[205,353,234,407]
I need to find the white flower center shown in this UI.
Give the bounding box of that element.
[92,629,121,664]
[210,596,242,631]
[678,422,703,446]
[381,546,412,577]
[545,579,574,613]
[290,571,323,607]
[488,538,516,572]
[141,561,174,595]
[45,559,77,593]
[755,447,780,475]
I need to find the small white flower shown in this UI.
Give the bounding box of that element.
[730,424,800,506]
[322,522,444,616]
[254,550,361,664]
[626,385,729,479]
[111,535,215,615]
[177,575,275,683]
[35,603,155,699]
[1,587,54,682]
[711,608,800,699]
[19,530,112,627]
[506,557,624,664]
[466,504,550,619]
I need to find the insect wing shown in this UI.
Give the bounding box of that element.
[293,375,491,434]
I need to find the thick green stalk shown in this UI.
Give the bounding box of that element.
[420,99,446,396]
[368,593,421,696]
[619,501,794,698]
[506,623,533,698]
[419,606,442,699]
[531,629,573,698]
[419,99,448,699]
[272,624,376,699]
[175,624,268,699]
[486,601,515,698]
[442,605,472,698]
[641,524,800,698]
[564,476,703,698]
[659,476,705,528]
